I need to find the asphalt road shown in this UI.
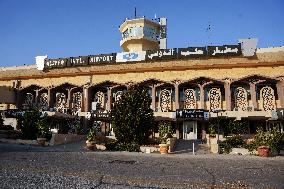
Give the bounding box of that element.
[0,142,284,189]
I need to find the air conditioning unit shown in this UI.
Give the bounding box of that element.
[247,106,254,112]
[92,102,101,110]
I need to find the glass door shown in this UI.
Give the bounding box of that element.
[183,121,197,140]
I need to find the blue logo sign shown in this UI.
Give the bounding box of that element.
[123,53,139,60]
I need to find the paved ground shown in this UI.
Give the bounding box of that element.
[174,139,210,155]
[0,141,284,189]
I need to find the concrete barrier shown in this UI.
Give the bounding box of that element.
[140,146,159,153]
[49,134,85,146]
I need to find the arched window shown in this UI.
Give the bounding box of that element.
[209,88,221,111]
[39,93,48,111]
[260,86,276,111]
[235,87,248,111]
[56,93,67,113]
[95,91,105,108]
[72,92,82,114]
[184,89,196,109]
[24,93,34,108]
[160,89,172,112]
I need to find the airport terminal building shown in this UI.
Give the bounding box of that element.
[1,17,284,139]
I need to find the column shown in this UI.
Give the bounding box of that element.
[201,121,206,141]
[35,90,39,107]
[107,87,112,110]
[175,121,180,139]
[199,85,205,109]
[249,82,257,109]
[151,86,156,111]
[82,86,89,112]
[276,80,284,108]
[174,84,179,110]
[16,89,22,109]
[224,82,231,111]
[47,88,52,110]
[67,89,72,113]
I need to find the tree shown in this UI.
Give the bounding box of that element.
[110,84,154,145]
[21,109,41,140]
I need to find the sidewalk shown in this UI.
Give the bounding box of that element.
[1,140,284,161]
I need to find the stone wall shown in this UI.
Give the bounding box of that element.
[7,65,284,89]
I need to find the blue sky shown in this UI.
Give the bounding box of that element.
[0,0,283,67]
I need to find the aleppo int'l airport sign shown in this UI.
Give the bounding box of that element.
[43,44,243,70]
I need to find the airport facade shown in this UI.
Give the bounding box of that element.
[1,17,284,139]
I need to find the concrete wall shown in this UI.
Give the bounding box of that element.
[0,86,16,103]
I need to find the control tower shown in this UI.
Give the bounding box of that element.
[119,17,167,52]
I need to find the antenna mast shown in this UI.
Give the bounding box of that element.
[134,7,137,18]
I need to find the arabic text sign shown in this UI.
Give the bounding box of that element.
[208,44,241,57]
[89,53,116,64]
[178,47,207,58]
[145,48,177,61]
[44,58,68,68]
[176,109,209,119]
[116,51,146,62]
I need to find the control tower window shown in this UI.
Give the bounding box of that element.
[144,26,156,40]
[129,26,143,37]
[122,29,129,39]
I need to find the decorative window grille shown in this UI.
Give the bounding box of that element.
[39,93,48,111]
[72,92,82,115]
[56,92,67,113]
[260,86,276,111]
[209,88,221,111]
[24,93,34,108]
[95,91,105,108]
[184,89,196,109]
[160,89,172,112]
[235,87,248,111]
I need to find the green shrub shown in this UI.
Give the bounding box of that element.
[244,142,257,152]
[105,141,117,151]
[116,143,140,152]
[158,121,173,144]
[21,110,41,140]
[220,135,245,154]
[75,121,84,135]
[208,121,217,137]
[86,129,96,141]
[105,142,140,152]
[254,127,284,154]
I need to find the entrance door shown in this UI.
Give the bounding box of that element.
[183,121,197,140]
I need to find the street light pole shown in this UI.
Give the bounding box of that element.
[217,116,220,143]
